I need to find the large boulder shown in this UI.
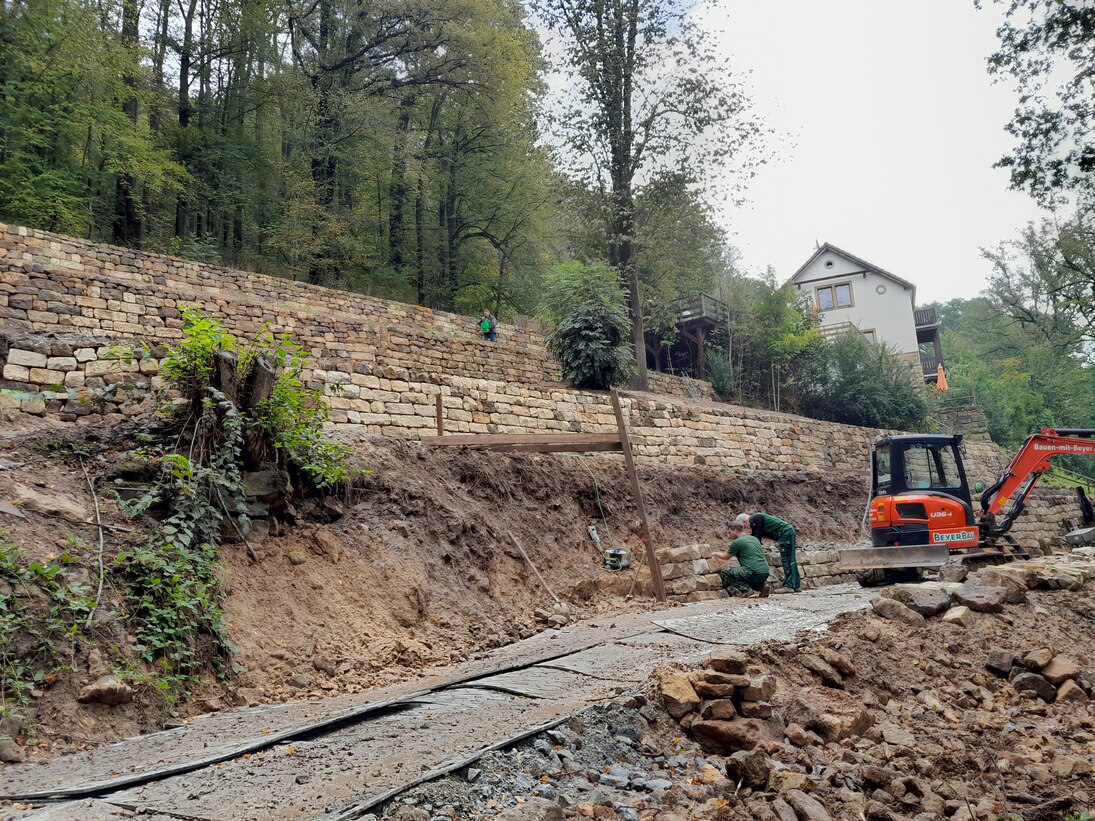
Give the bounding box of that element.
[1021,648,1054,671]
[952,584,1008,613]
[726,749,774,787]
[985,647,1018,677]
[937,560,969,583]
[784,692,874,742]
[882,585,953,617]
[1010,671,1057,702]
[870,596,926,626]
[1041,655,1081,684]
[975,569,1030,603]
[941,605,976,627]
[1056,680,1089,703]
[77,674,133,706]
[690,718,779,753]
[786,789,834,821]
[707,648,750,674]
[496,798,564,821]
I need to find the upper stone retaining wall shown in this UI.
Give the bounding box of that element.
[0,223,559,389]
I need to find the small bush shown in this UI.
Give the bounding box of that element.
[0,537,95,712]
[705,345,736,401]
[540,261,633,390]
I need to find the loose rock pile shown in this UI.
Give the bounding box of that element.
[327,553,1095,820]
[984,646,1091,704]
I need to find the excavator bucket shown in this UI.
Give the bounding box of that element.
[837,544,952,571]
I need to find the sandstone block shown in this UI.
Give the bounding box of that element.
[2,363,29,382]
[1041,655,1080,684]
[46,356,76,371]
[870,596,926,626]
[661,672,700,719]
[7,348,47,368]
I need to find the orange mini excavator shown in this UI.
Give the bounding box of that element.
[838,427,1095,581]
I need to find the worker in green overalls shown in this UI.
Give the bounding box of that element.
[736,511,802,592]
[711,520,770,597]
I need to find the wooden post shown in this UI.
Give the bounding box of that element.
[436,393,444,436]
[610,389,665,602]
[696,326,706,380]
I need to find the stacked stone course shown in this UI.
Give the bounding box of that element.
[656,542,866,602]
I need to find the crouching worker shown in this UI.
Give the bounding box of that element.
[711,520,770,597]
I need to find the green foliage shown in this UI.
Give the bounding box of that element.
[931,294,1095,474]
[540,261,634,390]
[0,0,182,234]
[704,345,735,402]
[249,332,351,489]
[707,270,824,411]
[116,391,243,687]
[161,308,237,394]
[981,0,1095,205]
[0,0,551,313]
[117,311,352,692]
[798,332,929,431]
[983,210,1095,348]
[161,310,350,488]
[0,536,95,712]
[534,0,766,375]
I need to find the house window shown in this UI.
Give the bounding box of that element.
[863,329,876,344]
[816,282,853,310]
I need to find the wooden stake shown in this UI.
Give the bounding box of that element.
[508,531,561,605]
[436,393,444,436]
[610,389,665,602]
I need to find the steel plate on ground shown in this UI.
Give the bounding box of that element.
[14,799,181,821]
[652,596,865,645]
[449,666,591,699]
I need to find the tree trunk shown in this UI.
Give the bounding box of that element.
[414,96,441,306]
[112,0,142,246]
[388,93,415,272]
[174,0,198,241]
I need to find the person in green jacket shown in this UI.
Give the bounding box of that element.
[711,520,770,596]
[736,511,802,592]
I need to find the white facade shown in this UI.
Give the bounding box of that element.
[790,244,919,358]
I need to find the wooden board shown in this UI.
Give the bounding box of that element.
[425,432,622,449]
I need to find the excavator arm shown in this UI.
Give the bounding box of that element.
[980,428,1095,537]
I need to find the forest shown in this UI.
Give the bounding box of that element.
[0,0,1093,437]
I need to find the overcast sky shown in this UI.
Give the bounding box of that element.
[693,0,1048,303]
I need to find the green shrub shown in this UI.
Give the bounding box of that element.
[705,344,736,401]
[798,332,929,430]
[540,261,633,390]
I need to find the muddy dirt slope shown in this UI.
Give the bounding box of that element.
[0,412,870,757]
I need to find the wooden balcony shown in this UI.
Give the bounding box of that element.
[677,293,730,326]
[914,307,939,328]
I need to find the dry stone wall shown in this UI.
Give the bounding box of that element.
[0,223,1076,551]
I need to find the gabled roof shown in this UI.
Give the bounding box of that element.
[791,242,917,294]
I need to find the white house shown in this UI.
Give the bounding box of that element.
[789,243,942,381]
